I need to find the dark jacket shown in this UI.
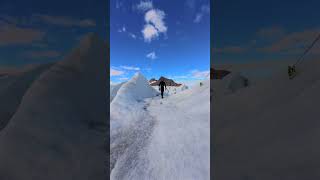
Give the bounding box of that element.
[159,81,166,91]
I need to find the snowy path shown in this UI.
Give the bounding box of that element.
[111,88,209,180]
[110,99,156,179]
[110,73,209,179]
[144,96,210,180]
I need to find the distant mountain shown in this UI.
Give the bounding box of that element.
[150,76,182,86]
[211,68,231,79]
[149,78,157,84]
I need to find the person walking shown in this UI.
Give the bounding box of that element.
[158,80,167,99]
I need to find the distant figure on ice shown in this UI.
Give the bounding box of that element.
[288,65,296,79]
[159,80,167,99]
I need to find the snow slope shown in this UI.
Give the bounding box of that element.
[111,74,209,179]
[144,80,210,180]
[110,72,158,124]
[110,82,125,102]
[213,58,320,180]
[110,72,158,173]
[0,63,52,130]
[0,33,108,180]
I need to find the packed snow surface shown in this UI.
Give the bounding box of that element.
[110,82,125,102]
[213,58,320,180]
[0,64,52,130]
[0,33,108,180]
[110,73,210,179]
[151,84,189,96]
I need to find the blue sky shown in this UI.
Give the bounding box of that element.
[0,0,107,67]
[212,0,320,65]
[110,0,210,84]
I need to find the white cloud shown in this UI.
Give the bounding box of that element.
[120,65,140,71]
[194,4,210,23]
[119,77,129,81]
[117,25,137,39]
[142,9,167,42]
[142,24,159,42]
[136,1,153,12]
[146,51,157,59]
[129,32,137,39]
[118,26,126,33]
[0,24,45,46]
[194,14,203,23]
[191,70,210,79]
[110,68,125,76]
[145,9,167,33]
[33,14,96,27]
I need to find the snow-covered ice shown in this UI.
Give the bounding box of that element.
[0,33,108,180]
[110,82,125,102]
[151,84,189,96]
[213,58,320,180]
[110,73,210,180]
[0,63,53,130]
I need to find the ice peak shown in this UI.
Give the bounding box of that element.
[75,32,105,54]
[134,71,143,77]
[131,71,148,82]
